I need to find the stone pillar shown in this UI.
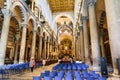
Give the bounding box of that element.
[100,28,105,57]
[38,35,43,59]
[14,36,19,63]
[75,38,78,59]
[79,26,85,62]
[10,48,14,59]
[47,39,50,59]
[73,36,75,57]
[19,24,27,63]
[31,30,36,59]
[82,16,91,65]
[78,36,81,60]
[49,42,52,58]
[88,0,101,71]
[105,0,120,74]
[25,39,29,62]
[75,39,77,59]
[82,1,91,64]
[44,38,47,59]
[0,9,12,65]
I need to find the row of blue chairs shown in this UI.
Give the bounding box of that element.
[0,62,29,74]
[0,62,42,79]
[0,62,43,74]
[52,63,89,71]
[33,70,106,80]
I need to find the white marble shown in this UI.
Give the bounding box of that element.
[105,0,120,74]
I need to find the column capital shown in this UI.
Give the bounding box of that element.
[44,39,47,41]
[82,16,88,20]
[39,35,43,37]
[22,23,28,28]
[47,41,50,43]
[2,9,13,17]
[32,30,37,33]
[88,0,96,6]
[15,34,20,40]
[100,28,104,36]
[78,26,83,31]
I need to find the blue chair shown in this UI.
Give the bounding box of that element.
[89,70,95,76]
[54,76,62,80]
[33,76,41,80]
[58,72,64,78]
[49,72,57,78]
[65,76,73,80]
[86,77,95,80]
[40,72,47,78]
[76,77,84,80]
[74,71,81,78]
[72,66,77,70]
[98,77,106,80]
[45,70,50,75]
[44,76,52,80]
[92,74,100,79]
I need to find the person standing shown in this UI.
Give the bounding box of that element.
[29,58,35,72]
[42,59,46,68]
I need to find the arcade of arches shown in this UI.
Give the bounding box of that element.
[0,0,120,75]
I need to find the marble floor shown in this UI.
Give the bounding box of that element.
[1,63,120,80]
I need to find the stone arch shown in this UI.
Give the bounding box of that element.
[52,13,74,26]
[11,1,27,22]
[36,26,41,33]
[27,15,36,29]
[52,13,73,33]
[5,16,21,64]
[58,24,73,32]
[10,17,20,35]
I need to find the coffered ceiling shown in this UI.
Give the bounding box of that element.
[47,0,75,13]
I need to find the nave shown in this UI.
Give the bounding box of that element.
[6,62,120,80]
[0,0,120,79]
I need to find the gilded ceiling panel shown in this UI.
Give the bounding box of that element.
[47,0,74,12]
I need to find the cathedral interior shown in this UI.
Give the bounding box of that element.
[0,0,120,79]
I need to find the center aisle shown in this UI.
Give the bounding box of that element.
[10,63,58,80]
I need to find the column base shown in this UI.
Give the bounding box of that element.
[86,61,91,66]
[14,60,18,64]
[0,59,4,66]
[19,60,24,64]
[113,68,119,74]
[92,66,101,72]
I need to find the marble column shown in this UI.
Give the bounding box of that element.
[31,30,36,59]
[49,43,52,58]
[47,40,50,59]
[14,36,20,63]
[38,35,43,59]
[82,16,91,65]
[44,38,47,59]
[79,26,85,62]
[88,0,101,71]
[25,39,29,62]
[78,36,81,60]
[105,0,120,74]
[76,37,79,59]
[0,9,12,65]
[73,36,75,57]
[10,48,14,60]
[19,24,27,63]
[100,28,105,57]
